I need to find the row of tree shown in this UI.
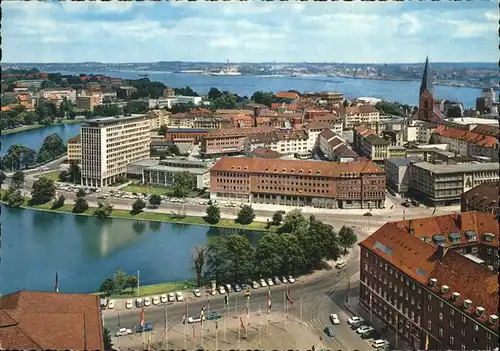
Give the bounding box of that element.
[99,269,138,296]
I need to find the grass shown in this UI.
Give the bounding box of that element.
[2,120,82,135]
[0,190,275,232]
[122,184,201,198]
[92,281,197,298]
[38,171,61,182]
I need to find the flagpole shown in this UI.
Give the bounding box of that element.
[259,305,263,347]
[137,270,140,297]
[215,321,218,351]
[224,305,227,342]
[300,297,303,324]
[283,288,286,328]
[238,312,241,351]
[117,312,121,351]
[164,305,168,349]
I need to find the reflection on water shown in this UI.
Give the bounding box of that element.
[149,221,162,232]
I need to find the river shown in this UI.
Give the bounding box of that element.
[1,206,263,294]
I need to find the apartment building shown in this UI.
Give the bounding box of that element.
[142,159,211,189]
[431,125,498,162]
[409,161,499,206]
[67,134,82,163]
[80,115,151,187]
[145,109,171,130]
[318,129,358,162]
[210,157,386,209]
[38,87,77,103]
[340,105,381,129]
[354,125,408,162]
[359,212,499,351]
[75,95,100,112]
[461,182,499,216]
[385,158,412,194]
[165,128,209,144]
[200,127,274,157]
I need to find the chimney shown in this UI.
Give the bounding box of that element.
[463,299,472,309]
[441,285,449,294]
[436,244,448,259]
[429,278,437,287]
[476,307,485,316]
[489,315,498,324]
[409,220,414,236]
[452,292,460,301]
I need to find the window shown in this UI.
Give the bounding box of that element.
[462,315,467,323]
[461,344,466,351]
[461,328,466,336]
[439,300,443,308]
[450,320,454,328]
[474,324,479,331]
[450,308,454,315]
[418,287,421,294]
[439,313,443,321]
[473,337,479,344]
[487,332,492,340]
[364,264,368,271]
[428,304,432,312]
[428,293,432,300]
[438,327,443,338]
[427,321,432,330]
[449,336,454,346]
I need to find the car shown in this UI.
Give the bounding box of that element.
[266,277,274,286]
[351,321,365,330]
[193,288,202,297]
[225,283,232,293]
[160,294,168,303]
[232,283,242,292]
[126,299,133,309]
[198,200,207,205]
[372,339,390,349]
[168,293,175,302]
[281,276,288,284]
[363,212,373,216]
[152,296,160,305]
[329,313,340,325]
[272,276,281,285]
[100,298,108,308]
[218,285,226,294]
[335,260,347,269]
[287,275,295,283]
[136,324,154,333]
[97,195,107,199]
[259,278,268,287]
[387,189,396,196]
[357,325,374,334]
[251,281,260,289]
[143,297,151,306]
[206,311,221,320]
[411,200,420,207]
[347,316,364,325]
[402,202,411,207]
[240,283,247,290]
[188,316,206,324]
[116,328,132,337]
[324,326,335,337]
[175,292,184,302]
[135,298,143,308]
[362,330,381,340]
[107,300,116,309]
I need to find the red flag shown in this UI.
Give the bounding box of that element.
[140,306,145,328]
[240,312,244,329]
[286,285,294,305]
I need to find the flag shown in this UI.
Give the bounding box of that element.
[117,312,120,328]
[267,287,272,314]
[140,306,145,328]
[55,272,59,292]
[239,312,244,329]
[286,285,294,305]
[200,306,205,326]
[425,333,429,350]
[182,313,186,325]
[224,294,228,306]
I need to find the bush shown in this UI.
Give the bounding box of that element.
[51,195,65,209]
[236,204,255,225]
[73,197,89,213]
[205,205,221,224]
[131,199,146,214]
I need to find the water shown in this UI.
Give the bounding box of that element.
[1,206,263,294]
[0,123,81,156]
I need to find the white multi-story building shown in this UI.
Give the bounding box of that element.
[80,115,151,187]
[145,109,171,130]
[341,105,381,130]
[38,88,77,103]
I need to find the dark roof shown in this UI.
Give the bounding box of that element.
[319,129,337,141]
[0,291,104,350]
[333,144,358,158]
[419,57,433,96]
[68,134,81,143]
[471,124,500,137]
[461,181,499,208]
[251,147,281,159]
[385,158,412,167]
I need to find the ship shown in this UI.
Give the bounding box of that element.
[210,60,241,76]
[137,73,149,77]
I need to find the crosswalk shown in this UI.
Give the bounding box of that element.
[303,317,326,331]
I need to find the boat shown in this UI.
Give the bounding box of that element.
[137,73,149,77]
[210,60,241,76]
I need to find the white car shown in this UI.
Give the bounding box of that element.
[266,278,274,286]
[225,283,232,293]
[336,260,347,269]
[251,281,260,289]
[125,299,133,309]
[218,285,226,294]
[144,297,151,306]
[287,275,295,283]
[115,328,132,337]
[357,325,374,334]
[168,293,175,302]
[193,289,202,297]
[175,292,184,302]
[188,316,206,324]
[135,298,143,308]
[152,296,160,305]
[160,294,168,303]
[348,316,364,325]
[199,200,207,205]
[259,278,267,287]
[330,313,340,325]
[107,300,116,309]
[372,339,390,349]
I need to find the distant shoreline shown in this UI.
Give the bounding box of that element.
[1,120,82,136]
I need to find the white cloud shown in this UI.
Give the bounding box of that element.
[442,19,493,38]
[484,11,497,21]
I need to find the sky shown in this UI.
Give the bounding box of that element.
[2,1,498,63]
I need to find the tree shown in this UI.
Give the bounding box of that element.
[208,87,222,100]
[30,176,56,205]
[58,170,69,182]
[72,197,89,213]
[99,278,115,296]
[113,269,127,294]
[132,198,146,214]
[271,210,284,226]
[446,105,462,118]
[2,187,16,201]
[251,91,279,107]
[210,92,237,110]
[280,233,306,276]
[149,194,162,208]
[158,124,167,135]
[236,204,255,225]
[343,100,349,108]
[94,202,113,219]
[172,171,194,198]
[0,171,6,186]
[279,209,308,234]
[68,161,81,184]
[224,235,255,282]
[11,170,25,189]
[7,190,24,208]
[51,195,65,209]
[255,233,283,277]
[76,188,86,198]
[338,225,357,255]
[191,245,206,287]
[37,134,66,163]
[2,145,37,170]
[124,101,149,114]
[103,327,114,351]
[205,204,221,224]
[125,275,138,293]
[205,236,229,284]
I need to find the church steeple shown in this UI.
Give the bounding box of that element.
[419,56,433,96]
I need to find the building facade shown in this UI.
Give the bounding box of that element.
[142,159,211,189]
[165,128,209,144]
[210,157,386,209]
[417,57,444,122]
[461,182,499,216]
[359,213,498,351]
[67,134,81,163]
[38,87,77,103]
[385,158,412,194]
[80,115,151,187]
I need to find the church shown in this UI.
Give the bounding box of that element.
[417,57,444,122]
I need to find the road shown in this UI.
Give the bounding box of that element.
[3,155,67,176]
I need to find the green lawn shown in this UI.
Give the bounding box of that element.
[92,281,197,298]
[122,184,200,198]
[38,171,61,182]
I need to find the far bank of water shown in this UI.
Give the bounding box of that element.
[1,205,264,294]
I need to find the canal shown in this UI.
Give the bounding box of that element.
[1,206,264,294]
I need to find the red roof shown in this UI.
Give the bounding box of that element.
[276,91,299,100]
[433,125,498,148]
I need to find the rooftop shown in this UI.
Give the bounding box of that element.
[385,158,412,167]
[251,147,282,159]
[461,181,499,208]
[410,161,499,174]
[83,114,147,126]
[433,125,498,148]
[67,134,81,143]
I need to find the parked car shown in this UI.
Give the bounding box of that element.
[387,189,396,196]
[324,326,335,337]
[259,278,268,287]
[357,325,374,334]
[175,292,184,302]
[280,276,288,284]
[144,297,151,306]
[152,296,160,305]
[330,313,340,325]
[100,298,108,308]
[287,275,295,283]
[193,288,202,297]
[411,200,420,207]
[351,321,365,330]
[225,283,232,293]
[232,283,242,292]
[160,294,168,303]
[188,316,206,324]
[266,277,274,286]
[136,324,154,333]
[107,300,116,309]
[251,281,260,289]
[218,285,226,294]
[402,202,411,207]
[362,330,381,340]
[363,212,373,216]
[126,299,133,309]
[372,339,390,349]
[135,298,143,308]
[206,311,221,320]
[240,283,247,290]
[335,261,347,269]
[168,293,175,302]
[347,316,364,325]
[272,276,281,285]
[116,328,132,336]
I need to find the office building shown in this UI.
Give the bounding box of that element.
[142,159,211,190]
[461,182,499,216]
[80,115,151,187]
[67,134,81,163]
[385,158,412,195]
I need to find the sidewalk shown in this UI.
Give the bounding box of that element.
[343,296,410,350]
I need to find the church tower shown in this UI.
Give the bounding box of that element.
[418,57,435,121]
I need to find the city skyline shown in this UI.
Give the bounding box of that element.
[3,1,497,64]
